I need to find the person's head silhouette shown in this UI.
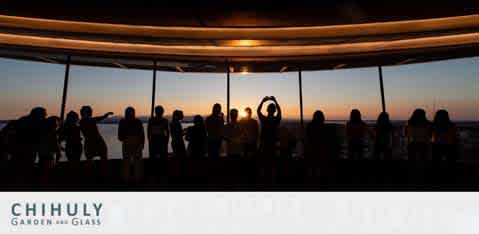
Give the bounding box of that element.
[312,110,325,124]
[433,109,452,127]
[193,115,204,126]
[244,107,252,119]
[65,111,79,125]
[349,109,362,124]
[30,107,47,120]
[230,109,238,122]
[409,108,428,125]
[155,105,164,118]
[80,106,93,119]
[377,112,390,126]
[267,103,277,116]
[212,103,222,116]
[46,116,61,130]
[125,107,135,120]
[173,110,184,122]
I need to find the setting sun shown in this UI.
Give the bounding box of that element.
[239,109,248,118]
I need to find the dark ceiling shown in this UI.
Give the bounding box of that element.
[0,1,477,27]
[0,1,477,72]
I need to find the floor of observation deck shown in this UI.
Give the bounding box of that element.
[1,157,478,191]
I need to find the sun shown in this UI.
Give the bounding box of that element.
[239,109,248,118]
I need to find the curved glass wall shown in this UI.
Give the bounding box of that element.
[1,56,479,160]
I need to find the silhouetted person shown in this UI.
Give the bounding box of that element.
[38,116,61,184]
[406,108,432,161]
[79,106,113,177]
[118,107,145,184]
[239,107,259,157]
[79,106,112,161]
[257,96,282,157]
[0,126,4,162]
[224,109,242,158]
[0,125,5,162]
[0,120,18,162]
[58,111,83,184]
[170,110,186,158]
[59,111,83,162]
[205,103,224,159]
[185,115,207,158]
[147,106,169,159]
[373,112,393,160]
[17,107,47,160]
[432,109,458,162]
[346,109,369,160]
[13,107,47,182]
[305,110,340,161]
[406,109,432,161]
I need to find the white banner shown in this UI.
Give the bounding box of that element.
[1,192,478,234]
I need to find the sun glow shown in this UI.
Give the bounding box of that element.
[240,109,248,118]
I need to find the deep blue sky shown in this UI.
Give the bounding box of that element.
[1,56,478,120]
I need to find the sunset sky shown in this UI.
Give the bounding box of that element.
[1,56,478,121]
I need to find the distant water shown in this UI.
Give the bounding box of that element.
[98,123,190,159]
[0,121,384,160]
[1,121,478,161]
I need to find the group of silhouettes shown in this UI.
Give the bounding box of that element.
[0,95,460,183]
[305,108,459,163]
[0,106,115,183]
[150,96,281,159]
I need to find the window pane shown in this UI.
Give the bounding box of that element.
[67,65,151,159]
[383,57,479,161]
[230,72,300,121]
[303,67,381,121]
[155,72,226,154]
[67,66,151,117]
[155,72,226,118]
[0,58,64,120]
[230,72,301,156]
[383,57,479,120]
